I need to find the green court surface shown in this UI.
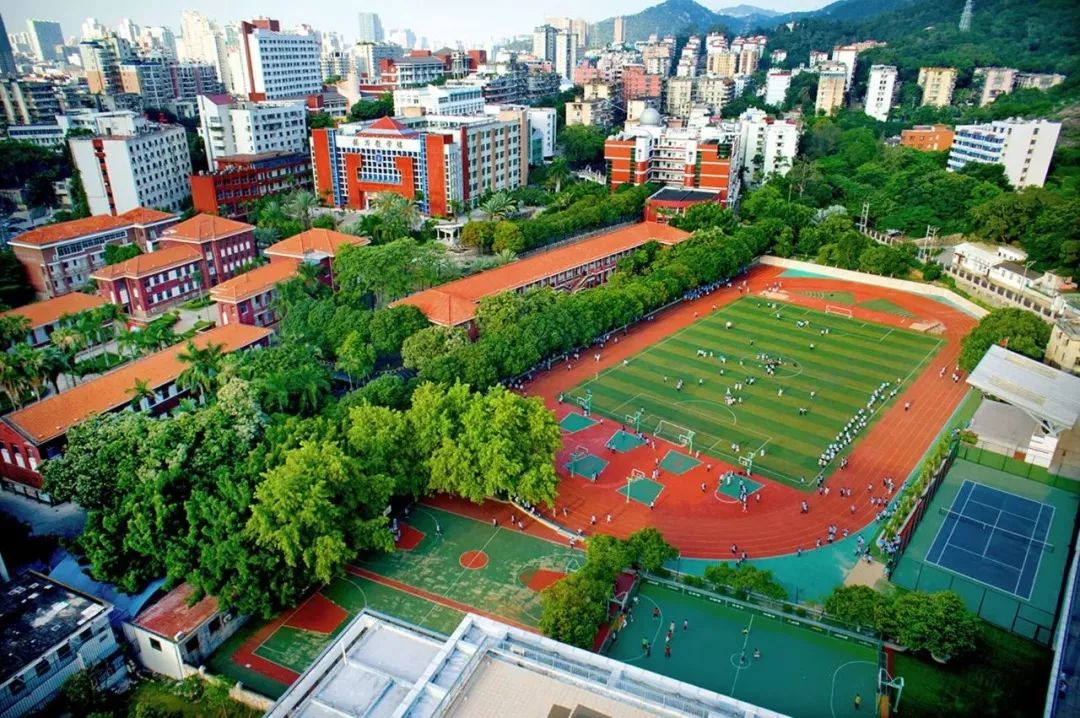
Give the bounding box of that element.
[322,573,464,635]
[799,290,856,305]
[559,412,597,432]
[355,506,582,627]
[565,453,609,479]
[660,449,702,475]
[606,579,881,717]
[717,475,763,499]
[892,457,1079,645]
[253,625,333,674]
[859,298,915,318]
[607,430,646,453]
[618,476,665,505]
[569,297,943,486]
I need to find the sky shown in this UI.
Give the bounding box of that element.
[6,0,830,50]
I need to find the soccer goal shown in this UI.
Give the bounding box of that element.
[825,304,854,318]
[625,469,647,504]
[575,389,593,415]
[655,420,695,451]
[878,667,905,713]
[625,408,645,433]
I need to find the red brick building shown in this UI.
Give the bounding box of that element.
[209,259,298,327]
[189,151,313,220]
[264,228,368,288]
[622,65,664,101]
[9,208,177,299]
[900,124,955,152]
[0,323,271,501]
[394,222,689,332]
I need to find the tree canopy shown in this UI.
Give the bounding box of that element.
[959,307,1052,371]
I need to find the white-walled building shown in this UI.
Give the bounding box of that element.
[764,69,791,107]
[831,45,859,90]
[739,109,800,183]
[178,11,230,91]
[948,118,1061,188]
[864,64,897,122]
[554,30,578,81]
[237,19,320,100]
[196,95,308,165]
[69,112,192,216]
[527,107,557,159]
[393,84,484,116]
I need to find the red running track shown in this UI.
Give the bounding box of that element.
[519,264,976,560]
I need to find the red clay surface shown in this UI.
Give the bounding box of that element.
[459,549,490,569]
[396,524,425,550]
[230,612,301,687]
[522,568,567,592]
[518,264,976,560]
[284,593,349,634]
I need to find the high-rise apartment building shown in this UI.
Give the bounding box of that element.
[0,14,16,76]
[0,79,64,124]
[622,64,663,102]
[948,118,1061,188]
[69,112,193,215]
[311,110,529,217]
[613,17,626,45]
[80,35,136,95]
[665,76,694,117]
[917,67,957,107]
[830,45,858,90]
[26,19,64,62]
[738,108,800,183]
[119,59,173,107]
[864,64,897,122]
[974,67,1018,107]
[554,30,578,81]
[532,25,556,62]
[197,94,308,165]
[238,18,321,100]
[179,10,229,87]
[815,62,847,115]
[764,69,791,107]
[357,13,384,43]
[707,51,737,78]
[696,76,734,114]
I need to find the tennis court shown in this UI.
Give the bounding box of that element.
[605,578,882,718]
[567,296,943,486]
[892,458,1079,645]
[354,505,582,628]
[926,481,1054,600]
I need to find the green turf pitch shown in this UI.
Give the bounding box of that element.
[859,297,915,318]
[607,580,880,717]
[618,477,665,505]
[559,412,597,432]
[717,475,763,499]
[570,297,943,487]
[659,450,701,475]
[607,430,646,452]
[355,506,581,627]
[800,290,856,305]
[565,453,609,479]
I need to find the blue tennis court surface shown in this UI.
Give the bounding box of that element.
[926,480,1055,600]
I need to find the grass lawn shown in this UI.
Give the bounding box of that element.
[126,679,261,718]
[569,297,943,486]
[893,624,1051,717]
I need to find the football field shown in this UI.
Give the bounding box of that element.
[568,297,943,486]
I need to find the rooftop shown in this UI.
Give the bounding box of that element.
[265,228,369,261]
[0,571,109,683]
[267,612,776,718]
[997,261,1042,280]
[4,323,272,444]
[163,214,254,243]
[0,293,107,330]
[395,222,689,326]
[967,344,1080,432]
[210,259,299,303]
[9,207,175,248]
[648,187,721,203]
[90,244,201,281]
[133,583,219,639]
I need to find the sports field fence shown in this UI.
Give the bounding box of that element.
[957,443,1080,493]
[890,436,960,558]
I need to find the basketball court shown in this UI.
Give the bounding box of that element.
[618,470,665,505]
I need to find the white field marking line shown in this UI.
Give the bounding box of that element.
[729,614,755,698]
[928,481,974,564]
[923,544,1028,599]
[879,328,895,343]
[1017,502,1056,600]
[622,594,665,663]
[1014,503,1040,597]
[965,494,1043,532]
[609,391,642,417]
[415,523,503,629]
[937,542,1024,574]
[979,505,1003,559]
[830,660,879,718]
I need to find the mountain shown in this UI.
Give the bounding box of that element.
[713,4,780,17]
[591,0,726,45]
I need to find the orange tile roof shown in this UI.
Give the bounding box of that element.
[5,323,272,444]
[0,294,108,330]
[133,583,220,638]
[210,260,299,303]
[90,245,202,281]
[265,228,369,260]
[117,207,176,225]
[395,222,690,326]
[164,214,254,243]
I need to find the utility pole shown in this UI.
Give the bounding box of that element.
[858,200,870,233]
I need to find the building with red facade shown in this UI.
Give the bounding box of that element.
[311,110,528,217]
[0,323,271,501]
[9,208,177,299]
[210,259,298,328]
[900,124,955,152]
[394,222,689,331]
[622,64,663,102]
[604,117,743,207]
[643,188,722,223]
[264,228,368,289]
[190,152,313,220]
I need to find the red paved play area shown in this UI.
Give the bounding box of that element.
[513,264,978,560]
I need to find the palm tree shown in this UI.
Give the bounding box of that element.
[478,191,519,221]
[369,192,420,243]
[258,373,292,413]
[177,341,225,401]
[0,315,30,351]
[117,329,142,359]
[127,378,155,411]
[38,346,68,395]
[284,190,320,231]
[12,344,45,401]
[493,248,517,267]
[0,352,27,409]
[544,158,572,194]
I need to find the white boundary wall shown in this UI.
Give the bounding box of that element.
[758,256,989,319]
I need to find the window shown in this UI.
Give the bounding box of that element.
[34,659,50,676]
[149,637,162,652]
[57,643,73,660]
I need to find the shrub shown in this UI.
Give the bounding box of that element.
[889,591,979,659]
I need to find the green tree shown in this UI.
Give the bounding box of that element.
[0,251,34,309]
[336,330,377,378]
[538,572,610,648]
[558,125,606,167]
[308,112,336,130]
[284,189,320,231]
[103,243,142,265]
[369,192,422,240]
[624,527,677,572]
[460,221,496,252]
[401,325,469,373]
[491,221,525,254]
[702,562,788,600]
[479,191,520,221]
[888,591,979,660]
[248,440,395,585]
[369,304,430,357]
[669,203,737,233]
[824,585,892,630]
[348,93,394,121]
[959,308,1051,371]
[178,341,226,400]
